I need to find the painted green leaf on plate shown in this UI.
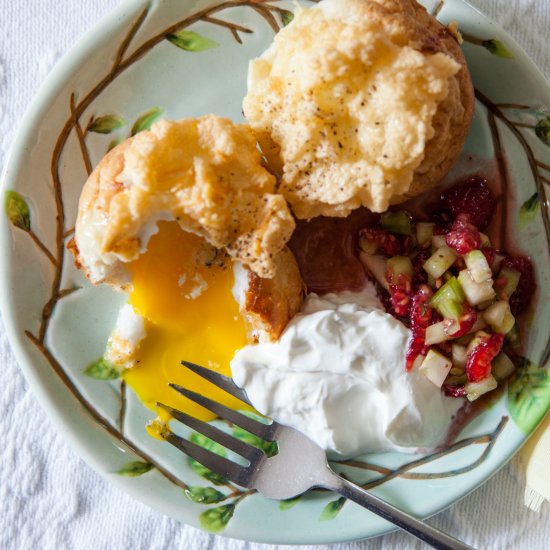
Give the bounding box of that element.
[279,495,301,510]
[482,39,514,59]
[84,357,120,380]
[280,10,294,26]
[535,117,550,146]
[5,190,30,231]
[107,136,124,153]
[117,461,154,477]
[88,115,126,134]
[518,193,540,229]
[166,30,219,52]
[200,504,235,532]
[320,497,346,520]
[185,486,226,504]
[131,107,164,136]
[508,359,550,434]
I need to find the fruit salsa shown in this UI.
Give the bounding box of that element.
[359,176,535,402]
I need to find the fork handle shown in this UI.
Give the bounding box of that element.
[325,471,474,550]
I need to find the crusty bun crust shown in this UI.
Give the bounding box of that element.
[243,0,474,218]
[235,247,305,343]
[390,0,474,203]
[71,115,295,285]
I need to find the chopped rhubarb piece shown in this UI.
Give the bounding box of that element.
[440,176,496,229]
[465,333,505,382]
[416,222,435,248]
[501,255,535,315]
[380,211,412,236]
[430,276,465,320]
[446,214,482,255]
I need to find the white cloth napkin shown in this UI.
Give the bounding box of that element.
[1,1,549,549]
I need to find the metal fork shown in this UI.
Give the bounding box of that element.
[157,361,473,550]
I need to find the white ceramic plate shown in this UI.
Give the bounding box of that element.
[1,0,549,544]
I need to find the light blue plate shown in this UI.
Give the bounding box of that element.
[1,0,549,544]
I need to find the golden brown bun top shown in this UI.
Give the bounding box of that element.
[73,115,296,285]
[243,0,474,219]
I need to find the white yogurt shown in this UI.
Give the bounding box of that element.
[231,285,461,458]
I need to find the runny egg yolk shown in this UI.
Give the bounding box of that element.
[123,222,249,428]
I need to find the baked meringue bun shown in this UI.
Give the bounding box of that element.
[243,0,475,219]
[70,115,296,286]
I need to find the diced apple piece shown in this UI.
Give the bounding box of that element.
[416,223,435,248]
[494,266,521,299]
[492,353,516,381]
[380,211,412,236]
[431,235,447,249]
[467,316,487,335]
[445,373,467,386]
[476,298,495,310]
[359,234,378,255]
[452,344,468,368]
[420,350,453,388]
[465,375,498,402]
[483,301,515,334]
[464,250,492,283]
[386,256,413,283]
[425,321,451,345]
[458,269,495,306]
[505,323,521,351]
[479,233,491,247]
[424,246,457,279]
[359,252,389,291]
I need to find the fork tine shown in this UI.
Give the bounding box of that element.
[181,361,252,405]
[169,383,277,440]
[162,430,253,487]
[157,402,265,463]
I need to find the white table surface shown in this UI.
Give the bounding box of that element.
[1,1,549,549]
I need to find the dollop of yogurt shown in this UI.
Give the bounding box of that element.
[231,285,461,458]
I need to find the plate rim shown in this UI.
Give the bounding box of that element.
[1,0,549,544]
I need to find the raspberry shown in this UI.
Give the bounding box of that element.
[466,333,504,382]
[410,285,434,328]
[440,176,496,229]
[446,214,481,255]
[388,273,412,317]
[360,227,406,256]
[443,385,466,398]
[502,255,535,315]
[405,286,433,371]
[446,304,477,338]
[481,247,496,267]
[412,250,430,285]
